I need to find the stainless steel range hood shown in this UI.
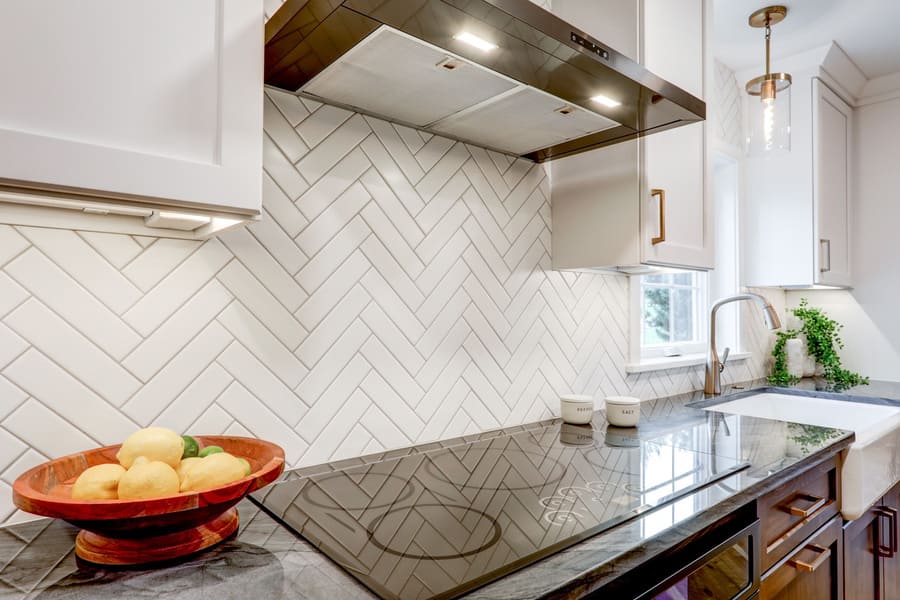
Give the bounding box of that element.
[265,0,705,162]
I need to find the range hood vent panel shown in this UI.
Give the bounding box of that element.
[431,85,618,155]
[266,0,706,162]
[303,28,518,127]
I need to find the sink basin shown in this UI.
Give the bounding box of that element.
[704,392,900,519]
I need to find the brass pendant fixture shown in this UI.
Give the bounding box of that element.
[746,5,792,155]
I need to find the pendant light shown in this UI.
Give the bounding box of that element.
[745,6,792,155]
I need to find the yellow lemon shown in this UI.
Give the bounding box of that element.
[71,463,126,500]
[116,427,184,468]
[175,457,203,484]
[117,460,180,499]
[179,452,246,493]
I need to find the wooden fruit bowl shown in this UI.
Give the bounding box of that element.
[12,436,285,566]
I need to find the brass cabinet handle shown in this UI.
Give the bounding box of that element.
[651,188,666,245]
[819,239,831,272]
[789,543,831,572]
[787,493,827,518]
[876,506,899,558]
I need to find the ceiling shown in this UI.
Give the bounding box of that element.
[714,0,900,80]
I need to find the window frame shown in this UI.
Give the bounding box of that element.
[629,270,709,362]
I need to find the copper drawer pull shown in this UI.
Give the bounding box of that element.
[876,506,898,558]
[787,493,826,518]
[651,188,665,245]
[789,544,831,572]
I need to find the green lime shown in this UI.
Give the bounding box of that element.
[181,435,199,459]
[238,457,252,476]
[198,445,224,458]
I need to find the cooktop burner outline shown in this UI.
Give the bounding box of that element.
[366,504,503,560]
[300,471,418,511]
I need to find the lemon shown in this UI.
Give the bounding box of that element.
[175,457,203,484]
[117,459,180,499]
[71,463,126,500]
[116,427,184,469]
[181,435,199,459]
[198,445,223,458]
[238,458,252,476]
[179,452,246,493]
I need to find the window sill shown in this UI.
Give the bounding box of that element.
[625,351,752,374]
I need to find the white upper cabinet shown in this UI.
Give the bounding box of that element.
[551,0,713,272]
[742,55,854,288]
[0,0,263,239]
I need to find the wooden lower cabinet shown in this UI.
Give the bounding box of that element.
[761,516,843,600]
[843,481,900,600]
[882,484,900,600]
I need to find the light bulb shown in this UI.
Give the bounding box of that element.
[762,97,775,151]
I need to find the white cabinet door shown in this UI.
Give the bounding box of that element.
[0,0,263,217]
[640,0,712,270]
[813,79,852,287]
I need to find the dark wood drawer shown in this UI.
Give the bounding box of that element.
[761,515,843,600]
[759,456,841,572]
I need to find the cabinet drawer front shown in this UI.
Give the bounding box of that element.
[761,516,843,600]
[760,457,840,572]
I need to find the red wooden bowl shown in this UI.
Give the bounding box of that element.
[12,436,285,565]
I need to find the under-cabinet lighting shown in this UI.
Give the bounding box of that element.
[453,32,498,52]
[590,94,621,108]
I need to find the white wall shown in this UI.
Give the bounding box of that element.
[786,95,900,381]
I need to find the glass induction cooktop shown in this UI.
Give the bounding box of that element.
[255,423,749,600]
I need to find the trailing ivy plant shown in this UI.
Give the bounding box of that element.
[769,299,869,390]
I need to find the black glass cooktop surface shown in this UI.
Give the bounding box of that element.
[255,423,748,600]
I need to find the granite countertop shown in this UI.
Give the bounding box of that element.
[2,380,897,600]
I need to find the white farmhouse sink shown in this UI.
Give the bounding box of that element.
[704,392,900,519]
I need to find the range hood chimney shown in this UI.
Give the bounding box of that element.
[265,0,705,163]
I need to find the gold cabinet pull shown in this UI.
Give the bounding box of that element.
[651,189,666,245]
[789,543,830,572]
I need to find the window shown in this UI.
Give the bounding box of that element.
[638,271,707,358]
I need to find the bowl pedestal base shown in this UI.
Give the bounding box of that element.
[74,507,240,565]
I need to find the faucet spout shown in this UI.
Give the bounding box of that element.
[705,293,781,395]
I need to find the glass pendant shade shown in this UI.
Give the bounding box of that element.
[746,73,791,155]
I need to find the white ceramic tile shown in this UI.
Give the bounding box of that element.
[217,342,306,426]
[263,94,308,163]
[1,449,47,487]
[359,338,424,408]
[3,349,138,444]
[262,172,308,238]
[295,284,369,368]
[123,239,231,336]
[364,116,424,183]
[0,428,27,479]
[77,231,143,270]
[294,320,370,406]
[296,181,371,257]
[216,301,308,388]
[122,280,233,381]
[360,168,424,246]
[360,303,424,374]
[0,225,29,267]
[2,399,107,457]
[297,113,371,183]
[296,215,370,294]
[152,363,233,434]
[121,322,232,425]
[414,135,460,176]
[247,208,308,275]
[0,323,28,371]
[0,272,28,318]
[361,204,425,280]
[17,227,142,314]
[360,270,424,342]
[265,88,309,127]
[187,404,236,438]
[219,226,308,312]
[217,261,307,349]
[263,133,309,201]
[299,389,369,466]
[415,200,469,264]
[295,249,370,330]
[296,103,353,148]
[121,237,202,292]
[295,146,370,221]
[5,248,141,360]
[415,170,469,234]
[360,235,424,310]
[216,382,307,465]
[4,300,141,406]
[361,134,424,216]
[0,375,27,421]
[295,354,370,443]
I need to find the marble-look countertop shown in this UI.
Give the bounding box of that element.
[2,380,896,599]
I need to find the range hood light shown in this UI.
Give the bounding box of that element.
[590,94,621,108]
[453,31,498,52]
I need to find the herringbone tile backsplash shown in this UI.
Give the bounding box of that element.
[0,11,773,523]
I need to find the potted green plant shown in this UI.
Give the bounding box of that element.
[769,299,868,390]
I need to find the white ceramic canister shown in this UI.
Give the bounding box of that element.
[605,396,641,427]
[560,395,595,425]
